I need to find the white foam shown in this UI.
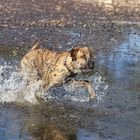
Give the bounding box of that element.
[94,73,108,104]
[0,61,44,104]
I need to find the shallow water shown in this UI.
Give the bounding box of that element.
[0,25,140,140]
[91,32,140,140]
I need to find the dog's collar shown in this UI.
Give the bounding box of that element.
[64,53,75,74]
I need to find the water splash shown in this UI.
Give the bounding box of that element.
[0,60,108,105]
[0,60,43,104]
[62,72,108,104]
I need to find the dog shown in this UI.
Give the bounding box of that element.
[20,42,96,102]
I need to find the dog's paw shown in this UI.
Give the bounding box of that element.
[89,94,97,105]
[89,98,97,106]
[89,92,96,100]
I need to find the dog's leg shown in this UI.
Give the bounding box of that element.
[71,80,96,101]
[34,81,47,101]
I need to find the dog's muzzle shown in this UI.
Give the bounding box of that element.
[88,60,95,69]
[80,61,94,73]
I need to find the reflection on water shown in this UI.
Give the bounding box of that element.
[28,122,77,140]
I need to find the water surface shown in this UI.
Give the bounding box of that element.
[0,25,140,140]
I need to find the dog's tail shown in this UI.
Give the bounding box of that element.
[30,42,41,50]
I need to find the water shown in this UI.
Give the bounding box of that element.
[0,27,140,140]
[87,32,140,140]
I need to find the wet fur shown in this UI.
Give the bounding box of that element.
[20,43,96,101]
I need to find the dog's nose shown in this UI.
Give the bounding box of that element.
[88,61,94,69]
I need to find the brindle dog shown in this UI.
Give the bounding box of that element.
[20,42,96,102]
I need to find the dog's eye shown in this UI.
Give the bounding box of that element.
[81,54,86,59]
[54,74,56,76]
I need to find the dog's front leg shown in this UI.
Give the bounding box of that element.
[72,80,96,101]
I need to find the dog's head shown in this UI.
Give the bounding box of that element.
[70,46,96,73]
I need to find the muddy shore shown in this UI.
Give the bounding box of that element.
[0,0,140,50]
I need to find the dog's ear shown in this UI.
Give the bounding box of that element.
[70,47,79,61]
[31,42,41,50]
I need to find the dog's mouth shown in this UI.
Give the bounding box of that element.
[81,62,94,73]
[73,60,94,73]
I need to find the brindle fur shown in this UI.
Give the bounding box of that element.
[20,42,96,101]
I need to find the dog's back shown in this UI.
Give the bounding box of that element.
[20,43,72,87]
[20,43,54,76]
